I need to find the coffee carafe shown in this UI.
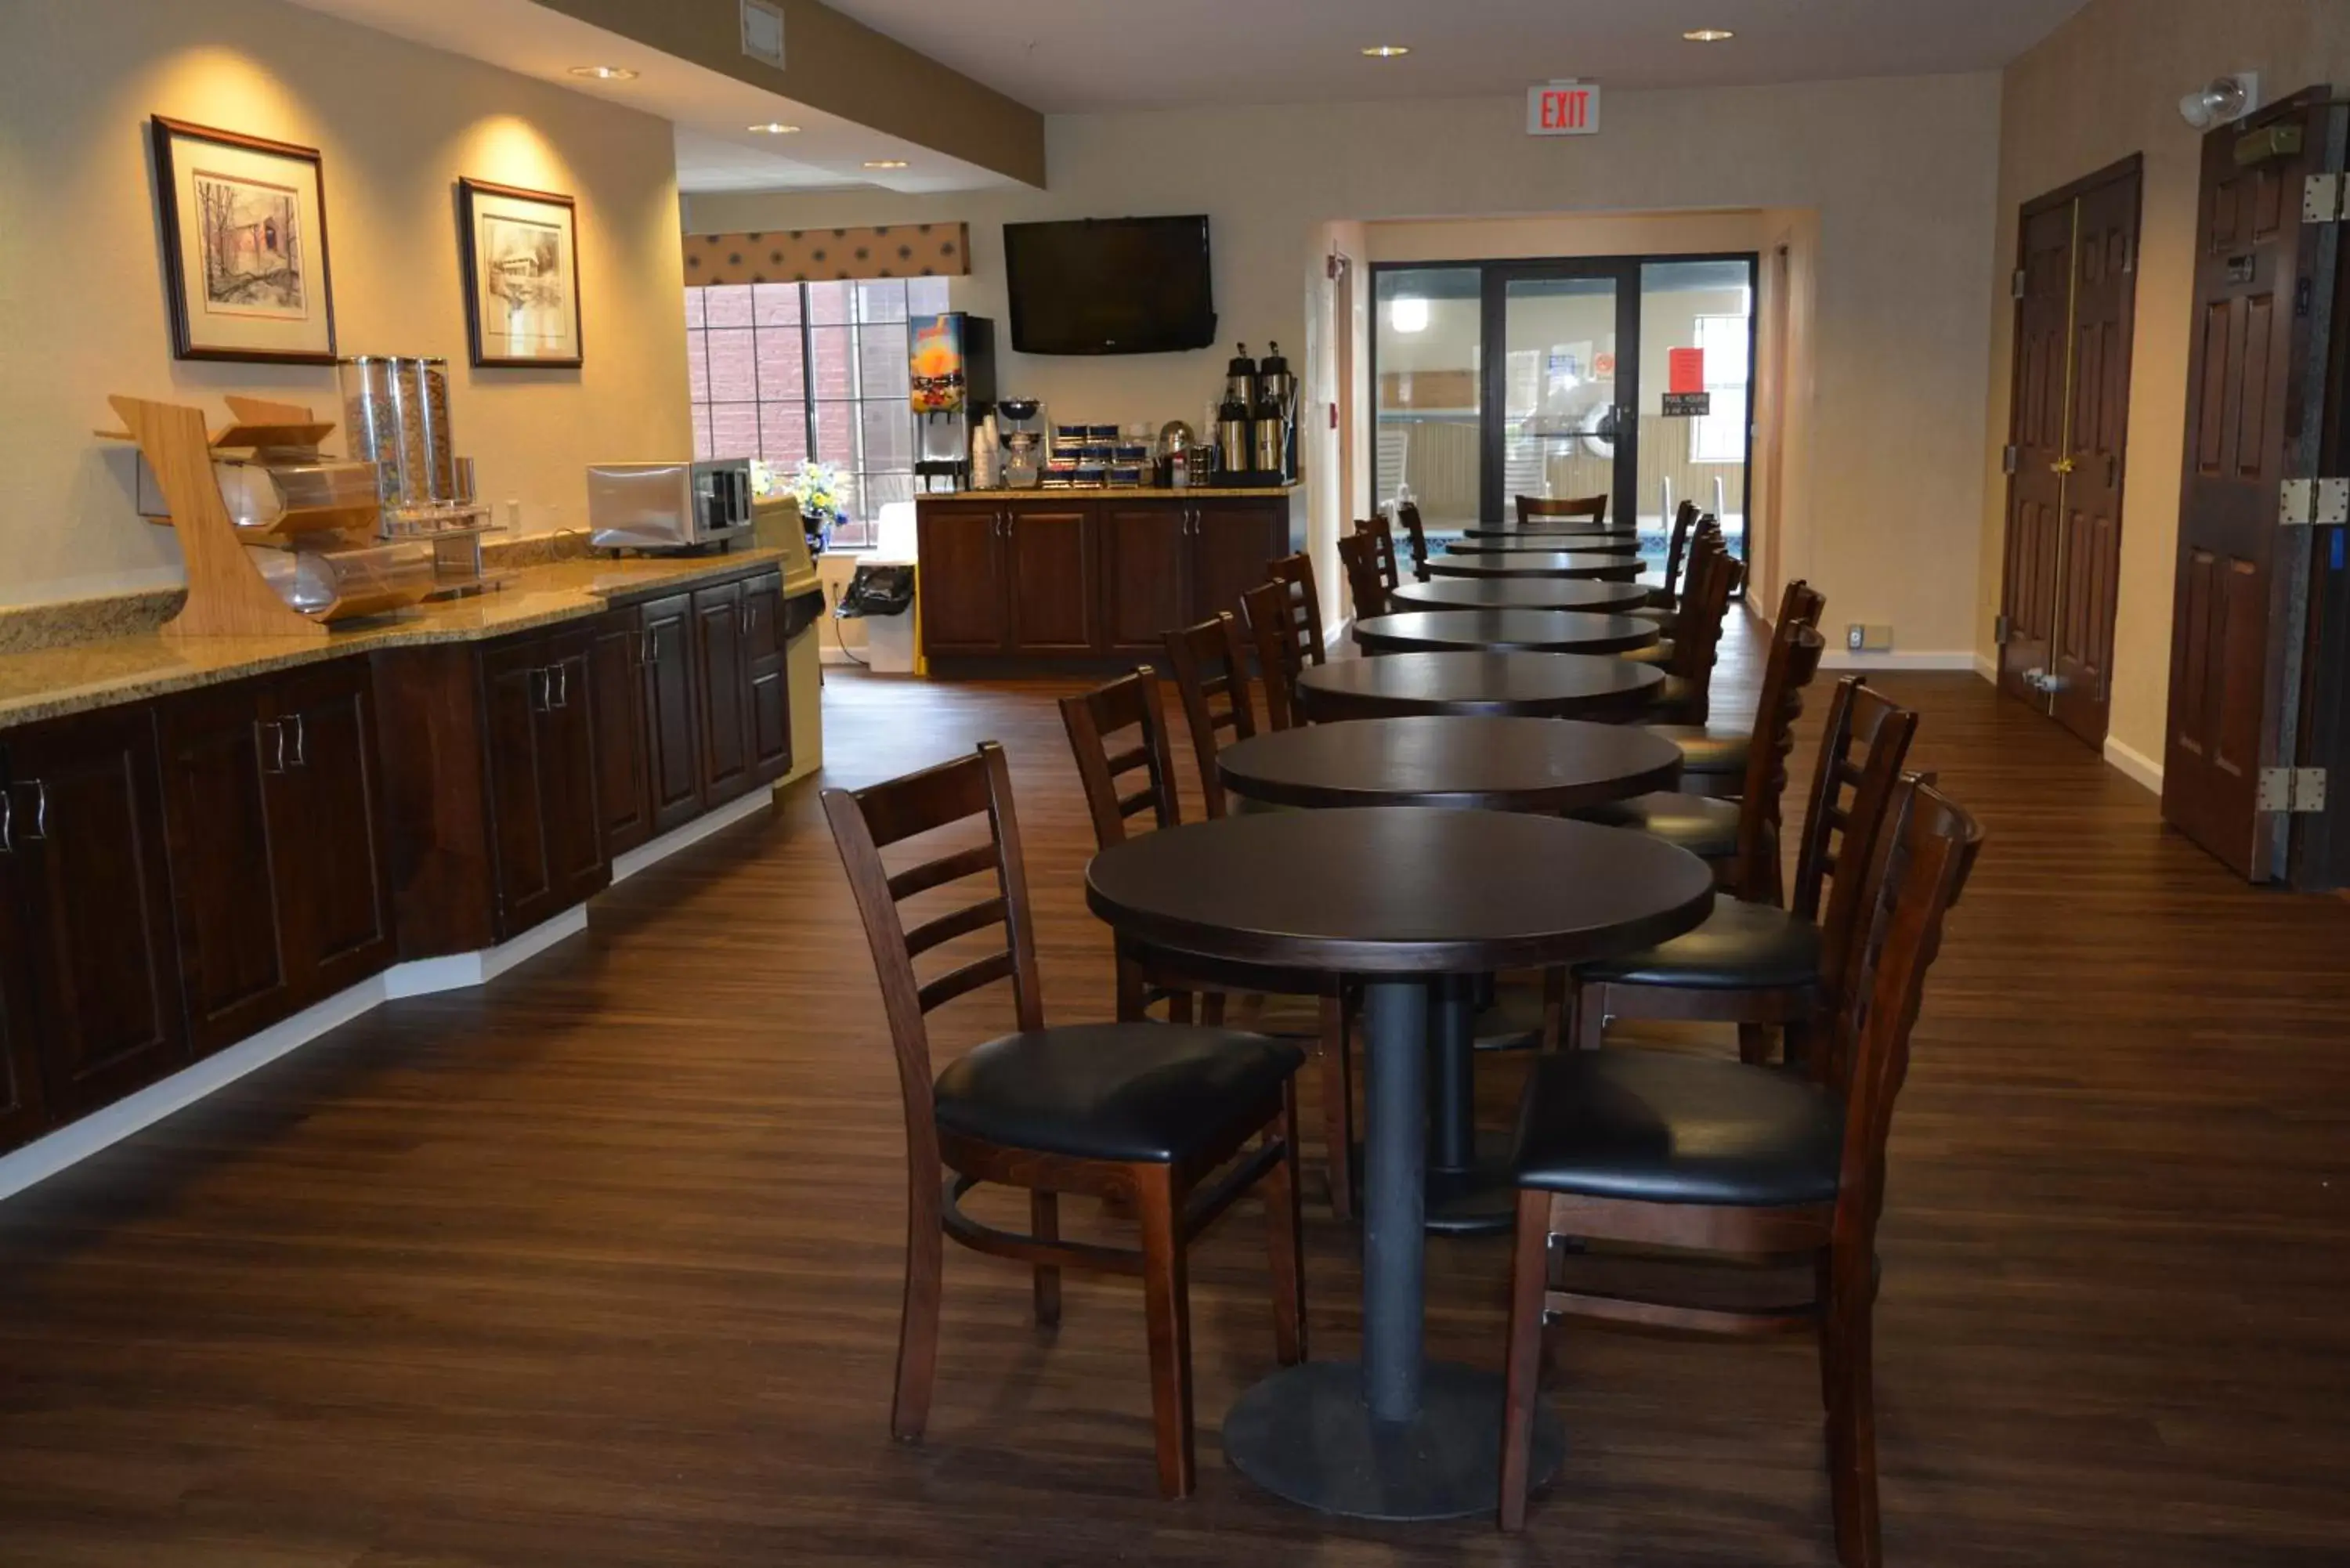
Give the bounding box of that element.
[1255,341,1296,479]
[1215,389,1253,478]
[1225,344,1259,408]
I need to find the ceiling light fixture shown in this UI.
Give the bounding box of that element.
[1361,45,1412,59]
[568,64,638,80]
[748,122,801,134]
[1681,28,1734,43]
[865,159,909,169]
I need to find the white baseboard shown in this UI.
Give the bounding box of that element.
[1972,652,1998,682]
[0,789,775,1204]
[1819,649,1982,672]
[2103,735,2164,795]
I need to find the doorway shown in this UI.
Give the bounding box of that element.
[1995,155,2141,750]
[1372,252,1757,572]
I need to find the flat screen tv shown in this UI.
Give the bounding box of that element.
[1003,215,1217,356]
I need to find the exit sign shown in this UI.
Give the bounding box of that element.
[1528,81,1601,135]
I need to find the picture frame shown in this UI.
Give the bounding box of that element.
[458,179,584,368]
[149,116,338,363]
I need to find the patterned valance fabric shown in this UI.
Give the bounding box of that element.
[682,223,970,285]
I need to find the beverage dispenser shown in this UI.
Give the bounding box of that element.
[910,313,996,492]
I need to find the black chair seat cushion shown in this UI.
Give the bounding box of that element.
[935,1024,1303,1164]
[1647,722,1750,779]
[1512,1048,1844,1207]
[1631,602,1677,625]
[1622,638,1675,667]
[1577,893,1822,988]
[1578,791,1741,860]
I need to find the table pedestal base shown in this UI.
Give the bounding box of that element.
[1224,1360,1564,1520]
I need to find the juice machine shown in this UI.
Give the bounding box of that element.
[910,313,996,492]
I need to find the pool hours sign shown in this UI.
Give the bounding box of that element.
[1528,81,1601,135]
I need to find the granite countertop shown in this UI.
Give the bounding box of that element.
[922,485,1298,500]
[0,549,790,733]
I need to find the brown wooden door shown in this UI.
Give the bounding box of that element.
[742,572,792,785]
[1101,501,1191,652]
[481,635,561,936]
[5,708,189,1116]
[154,680,295,1054]
[535,631,609,915]
[2163,92,2336,880]
[1006,504,1097,652]
[0,835,52,1152]
[589,608,653,857]
[2050,168,2141,746]
[273,659,400,1004]
[1998,156,2141,751]
[693,580,753,805]
[640,593,703,835]
[1192,498,1288,623]
[916,503,1009,652]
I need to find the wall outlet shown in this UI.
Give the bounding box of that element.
[503,498,522,530]
[1846,623,1896,654]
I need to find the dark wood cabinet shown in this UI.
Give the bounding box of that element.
[1191,497,1290,625]
[1006,506,1097,651]
[590,609,653,858]
[481,629,607,941]
[273,660,400,1004]
[0,707,188,1119]
[918,502,1010,653]
[1101,504,1192,652]
[743,570,792,785]
[640,592,703,836]
[693,580,753,806]
[0,870,45,1151]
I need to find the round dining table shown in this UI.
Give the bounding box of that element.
[1297,650,1664,721]
[1353,609,1659,656]
[1424,551,1642,582]
[1218,715,1683,814]
[1465,522,1636,539]
[1387,575,1651,615]
[1444,536,1643,556]
[1087,807,1715,1520]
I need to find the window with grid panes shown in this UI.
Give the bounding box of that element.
[685,276,950,548]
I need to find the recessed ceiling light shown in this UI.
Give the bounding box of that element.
[1681,28,1734,42]
[748,122,801,134]
[568,64,638,80]
[1361,45,1411,59]
[865,159,909,169]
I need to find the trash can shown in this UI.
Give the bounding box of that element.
[837,561,916,674]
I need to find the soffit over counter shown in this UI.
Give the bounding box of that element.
[683,223,971,284]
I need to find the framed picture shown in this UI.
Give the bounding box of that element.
[458,179,583,368]
[149,117,337,363]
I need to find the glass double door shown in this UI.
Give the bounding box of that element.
[1485,261,1640,530]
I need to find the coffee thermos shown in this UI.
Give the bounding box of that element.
[1254,341,1295,479]
[1225,344,1260,407]
[1216,388,1253,476]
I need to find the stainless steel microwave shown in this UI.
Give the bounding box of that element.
[588,459,756,551]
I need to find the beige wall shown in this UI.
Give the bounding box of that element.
[0,0,690,608]
[689,74,2002,653]
[1979,0,2350,781]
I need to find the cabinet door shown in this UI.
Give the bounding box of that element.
[743,572,792,785]
[1192,499,1289,624]
[5,708,188,1117]
[640,593,704,835]
[154,681,295,1055]
[535,631,609,916]
[480,634,561,938]
[273,659,399,1003]
[1101,502,1191,652]
[0,852,51,1152]
[694,580,753,807]
[916,504,1009,652]
[590,609,653,857]
[1007,504,1097,652]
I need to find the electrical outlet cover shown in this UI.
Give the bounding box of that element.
[1846,623,1865,651]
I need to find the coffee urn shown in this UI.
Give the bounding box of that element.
[1216,389,1253,478]
[1225,344,1260,407]
[1254,341,1296,479]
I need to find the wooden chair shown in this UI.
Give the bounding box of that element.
[1159,612,1257,817]
[1355,514,1404,595]
[1636,500,1705,618]
[1499,775,1985,1566]
[1652,578,1830,799]
[1517,492,1610,526]
[1266,551,1327,664]
[1394,502,1432,581]
[1239,577,1314,731]
[823,741,1307,1499]
[1338,530,1389,620]
[1571,677,1918,1070]
[1644,537,1744,725]
[1068,667,1363,1219]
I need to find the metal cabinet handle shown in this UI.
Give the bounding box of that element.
[0,789,13,854]
[288,713,307,769]
[639,630,656,669]
[26,780,45,841]
[555,662,569,710]
[530,668,551,714]
[262,720,287,775]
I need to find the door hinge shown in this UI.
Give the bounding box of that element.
[2280,478,2350,526]
[2305,173,2350,224]
[2001,444,2020,475]
[2258,768,2328,813]
[2011,268,2027,300]
[1994,614,2013,645]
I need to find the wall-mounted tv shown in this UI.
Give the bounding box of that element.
[1003,215,1217,356]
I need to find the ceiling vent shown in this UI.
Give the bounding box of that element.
[740,0,786,70]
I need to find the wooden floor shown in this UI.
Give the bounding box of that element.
[4,620,2348,1566]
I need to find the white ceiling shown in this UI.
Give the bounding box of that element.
[819,0,2093,113]
[282,0,1022,193]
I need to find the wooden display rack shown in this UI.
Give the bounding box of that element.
[99,393,338,639]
